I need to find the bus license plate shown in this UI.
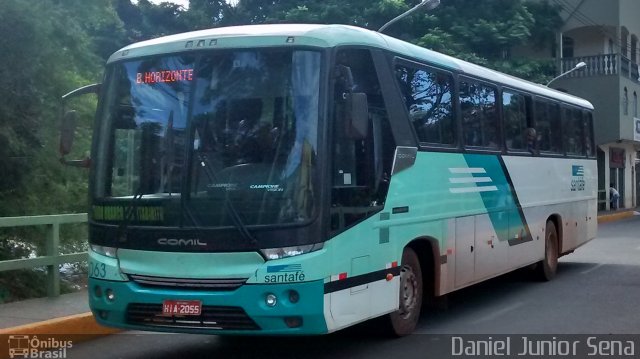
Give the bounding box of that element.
[162,300,202,316]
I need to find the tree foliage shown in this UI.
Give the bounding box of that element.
[0,0,564,216]
[0,0,102,216]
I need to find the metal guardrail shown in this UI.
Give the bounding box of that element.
[0,213,88,297]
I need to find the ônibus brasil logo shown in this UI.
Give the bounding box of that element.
[8,335,72,358]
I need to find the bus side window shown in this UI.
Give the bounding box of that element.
[503,90,528,151]
[584,111,595,157]
[535,100,562,154]
[563,107,585,156]
[460,80,499,148]
[330,49,396,234]
[395,64,455,145]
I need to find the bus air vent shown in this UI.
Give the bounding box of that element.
[128,274,248,291]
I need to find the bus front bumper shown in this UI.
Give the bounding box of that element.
[89,277,328,335]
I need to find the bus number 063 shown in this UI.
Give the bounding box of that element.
[89,262,106,278]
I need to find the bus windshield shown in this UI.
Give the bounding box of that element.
[93,49,321,227]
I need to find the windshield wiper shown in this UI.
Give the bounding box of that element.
[159,111,175,196]
[197,153,258,246]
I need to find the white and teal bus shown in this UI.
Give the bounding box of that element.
[61,24,597,336]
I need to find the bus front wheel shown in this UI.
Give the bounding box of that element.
[386,247,423,336]
[536,220,559,281]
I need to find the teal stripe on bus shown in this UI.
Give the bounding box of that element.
[462,154,532,245]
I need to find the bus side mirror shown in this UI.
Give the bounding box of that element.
[58,83,100,168]
[60,110,77,156]
[346,92,369,139]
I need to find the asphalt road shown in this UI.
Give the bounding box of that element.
[63,216,640,359]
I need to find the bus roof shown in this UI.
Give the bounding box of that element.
[109,24,593,109]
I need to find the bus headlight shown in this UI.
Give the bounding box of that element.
[260,243,323,260]
[90,244,118,258]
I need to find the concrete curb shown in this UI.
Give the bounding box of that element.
[597,210,636,223]
[0,313,120,359]
[0,312,119,336]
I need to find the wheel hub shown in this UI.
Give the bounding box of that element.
[398,265,418,318]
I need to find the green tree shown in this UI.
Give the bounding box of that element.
[115,0,194,41]
[0,0,95,216]
[215,0,561,83]
[412,0,562,83]
[0,0,117,301]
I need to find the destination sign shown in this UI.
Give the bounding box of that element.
[92,205,164,222]
[136,69,194,84]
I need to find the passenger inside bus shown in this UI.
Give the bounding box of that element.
[525,127,537,155]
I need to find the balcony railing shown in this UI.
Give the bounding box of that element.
[561,54,640,82]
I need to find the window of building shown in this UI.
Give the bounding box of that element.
[609,39,615,54]
[562,36,574,58]
[395,64,455,145]
[634,91,638,117]
[623,87,629,115]
[622,27,629,58]
[460,80,499,148]
[631,35,638,64]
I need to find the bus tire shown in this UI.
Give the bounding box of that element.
[386,247,423,336]
[536,220,559,281]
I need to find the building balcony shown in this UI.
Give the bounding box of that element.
[561,54,640,82]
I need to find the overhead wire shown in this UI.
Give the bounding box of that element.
[552,0,626,52]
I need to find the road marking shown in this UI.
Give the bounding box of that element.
[472,302,524,324]
[581,263,604,274]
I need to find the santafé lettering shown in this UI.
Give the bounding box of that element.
[264,271,305,283]
[157,238,207,247]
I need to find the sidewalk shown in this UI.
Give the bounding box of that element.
[0,289,118,337]
[0,209,637,336]
[0,290,89,329]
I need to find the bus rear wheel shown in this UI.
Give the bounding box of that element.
[386,247,422,336]
[536,220,559,281]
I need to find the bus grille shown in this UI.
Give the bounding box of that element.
[128,274,247,291]
[126,303,260,330]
